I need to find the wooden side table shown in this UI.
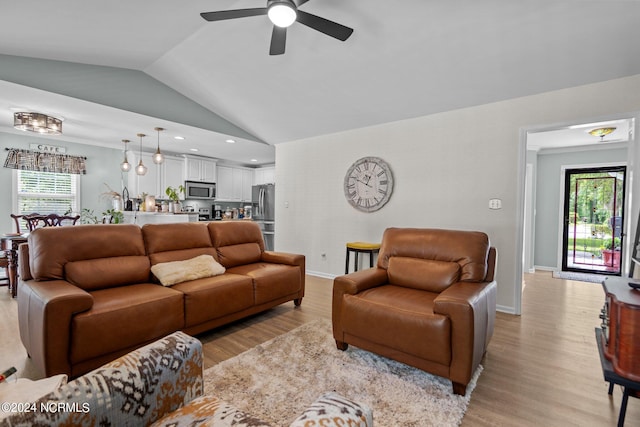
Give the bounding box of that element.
[345,242,381,274]
[595,327,639,426]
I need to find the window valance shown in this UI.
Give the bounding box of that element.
[4,148,87,175]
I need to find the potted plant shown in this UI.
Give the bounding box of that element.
[602,237,621,269]
[102,209,124,224]
[165,185,185,213]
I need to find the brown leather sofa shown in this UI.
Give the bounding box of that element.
[332,227,496,395]
[17,221,305,379]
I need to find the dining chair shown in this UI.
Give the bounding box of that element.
[23,213,80,231]
[10,214,25,234]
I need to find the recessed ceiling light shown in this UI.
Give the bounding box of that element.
[226,139,236,144]
[189,148,199,152]
[174,136,185,140]
[250,159,258,162]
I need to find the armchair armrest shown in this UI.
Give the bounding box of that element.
[17,280,93,377]
[332,268,389,339]
[433,280,497,386]
[5,331,203,427]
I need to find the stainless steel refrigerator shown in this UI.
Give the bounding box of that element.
[252,183,275,250]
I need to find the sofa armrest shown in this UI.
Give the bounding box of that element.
[433,280,497,386]
[332,268,389,339]
[261,251,304,267]
[5,331,203,427]
[17,280,93,377]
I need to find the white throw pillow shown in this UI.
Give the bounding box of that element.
[151,254,226,286]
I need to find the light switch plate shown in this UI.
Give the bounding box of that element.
[489,198,502,210]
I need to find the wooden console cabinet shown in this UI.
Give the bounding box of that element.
[600,277,640,382]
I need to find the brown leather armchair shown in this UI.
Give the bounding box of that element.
[332,228,497,395]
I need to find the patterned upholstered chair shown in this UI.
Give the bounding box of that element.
[3,332,372,426]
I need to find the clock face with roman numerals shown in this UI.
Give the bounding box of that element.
[344,156,394,212]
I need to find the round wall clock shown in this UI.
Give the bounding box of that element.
[344,156,394,212]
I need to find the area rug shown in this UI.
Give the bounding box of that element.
[203,319,482,426]
[552,270,607,283]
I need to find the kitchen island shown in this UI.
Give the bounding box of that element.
[122,212,198,226]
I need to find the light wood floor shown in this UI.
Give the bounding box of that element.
[1,272,638,426]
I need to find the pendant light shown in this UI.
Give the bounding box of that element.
[153,127,165,164]
[135,133,148,176]
[120,139,131,172]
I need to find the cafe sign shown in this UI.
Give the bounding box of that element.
[30,143,66,154]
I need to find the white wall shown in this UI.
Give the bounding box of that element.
[0,132,124,232]
[275,74,640,314]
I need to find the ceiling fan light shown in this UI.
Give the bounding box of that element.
[268,2,297,27]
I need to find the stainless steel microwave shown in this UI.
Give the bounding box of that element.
[184,180,216,200]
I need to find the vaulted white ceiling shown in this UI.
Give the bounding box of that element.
[1,1,639,164]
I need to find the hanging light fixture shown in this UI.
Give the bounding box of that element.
[153,127,165,164]
[135,133,148,176]
[120,139,131,172]
[14,112,63,135]
[588,127,616,141]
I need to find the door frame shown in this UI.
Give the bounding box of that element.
[558,163,627,275]
[516,112,638,316]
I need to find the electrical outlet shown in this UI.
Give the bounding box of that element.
[489,198,502,210]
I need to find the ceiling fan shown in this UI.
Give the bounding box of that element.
[200,0,354,55]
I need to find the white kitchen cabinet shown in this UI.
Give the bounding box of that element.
[184,156,217,182]
[254,166,275,185]
[216,165,234,200]
[130,153,162,198]
[162,156,185,200]
[216,165,254,202]
[127,154,185,200]
[242,169,253,202]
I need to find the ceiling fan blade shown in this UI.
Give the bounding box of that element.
[270,26,287,55]
[294,0,311,6]
[296,10,353,41]
[201,8,267,22]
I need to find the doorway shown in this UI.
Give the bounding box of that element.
[561,166,626,275]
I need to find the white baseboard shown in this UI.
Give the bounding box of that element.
[497,304,517,315]
[307,270,338,280]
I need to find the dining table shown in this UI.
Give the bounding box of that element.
[1,234,28,298]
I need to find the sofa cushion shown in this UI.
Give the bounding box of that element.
[208,221,265,268]
[143,222,214,254]
[216,243,262,268]
[227,263,301,305]
[151,255,226,286]
[28,224,146,280]
[341,285,451,365]
[172,274,255,327]
[377,228,489,281]
[70,284,184,364]
[387,257,460,292]
[66,256,151,291]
